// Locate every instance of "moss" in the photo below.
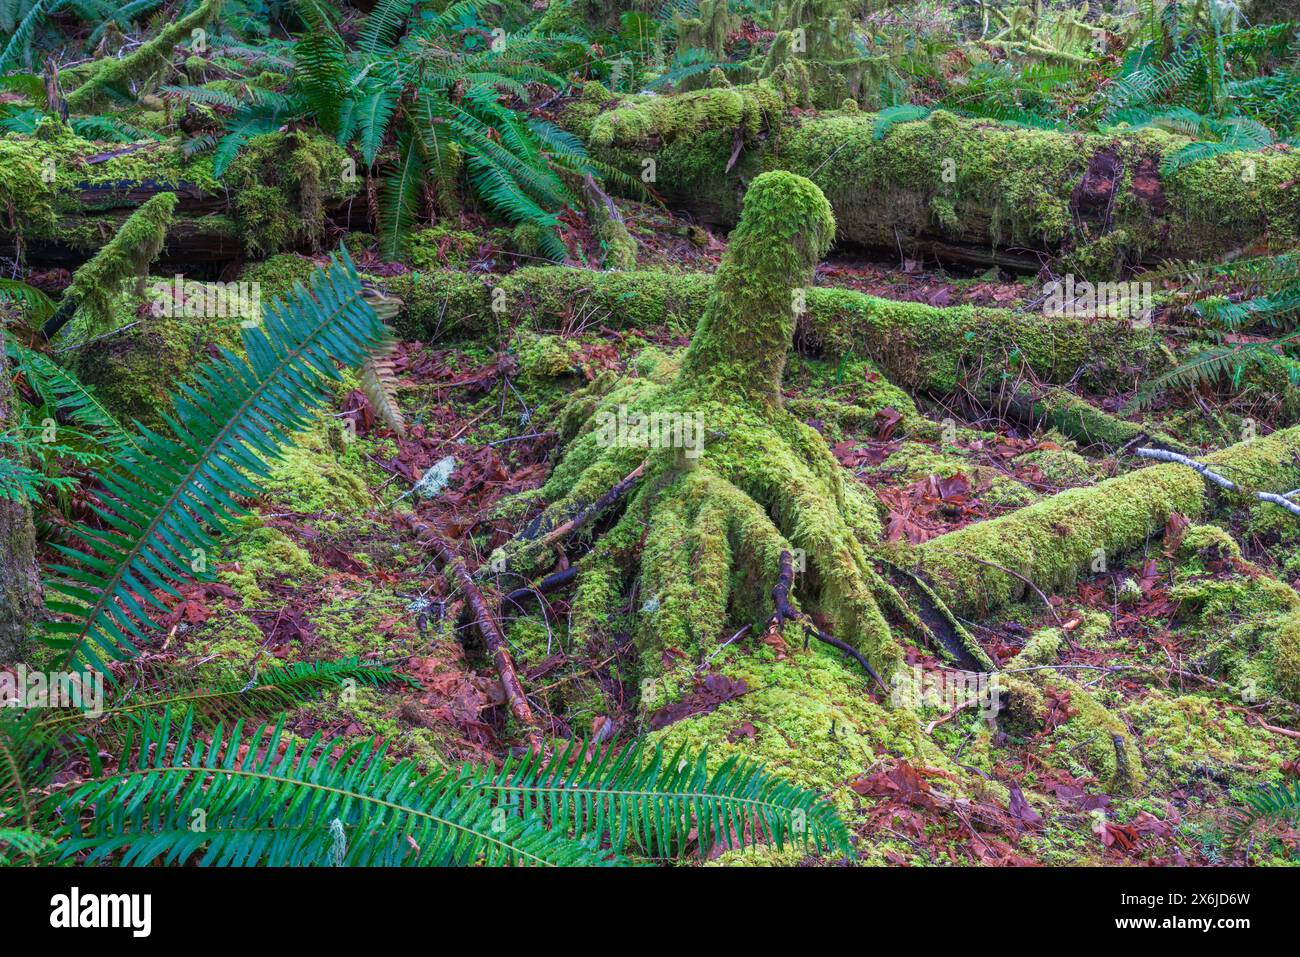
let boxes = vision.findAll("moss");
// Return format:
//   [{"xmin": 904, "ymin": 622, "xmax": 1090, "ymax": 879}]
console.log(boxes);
[
  {"xmin": 69, "ymin": 279, "xmax": 245, "ymax": 426},
  {"xmin": 588, "ymin": 82, "xmax": 788, "ymax": 150},
  {"xmin": 865, "ymin": 440, "xmax": 1039, "ymax": 509},
  {"xmin": 1273, "ymin": 611, "xmax": 1300, "ymax": 703},
  {"xmin": 579, "ymin": 97, "xmax": 1300, "ymax": 268},
  {"xmin": 1012, "ymin": 442, "xmax": 1099, "ymax": 487},
  {"xmin": 225, "ymin": 130, "xmax": 358, "ymax": 255},
  {"xmin": 385, "ymin": 266, "xmax": 1163, "ymax": 395},
  {"xmin": 64, "ymin": 0, "xmax": 221, "ymax": 113},
  {"xmin": 408, "ymin": 225, "xmax": 482, "ymax": 270},
  {"xmin": 220, "ymin": 524, "xmax": 320, "ymax": 604},
  {"xmin": 258, "ymin": 415, "xmax": 385, "ymax": 516},
  {"xmin": 650, "ymin": 642, "xmax": 952, "ymax": 803},
  {"xmin": 912, "ymin": 426, "xmax": 1300, "ymax": 616},
  {"xmin": 239, "ymin": 252, "xmax": 319, "ymax": 301},
  {"xmin": 308, "ymin": 591, "xmax": 420, "ymax": 659},
  {"xmin": 1176, "ymin": 523, "xmax": 1243, "ymax": 563},
  {"xmin": 62, "ymin": 191, "xmax": 176, "ymax": 334},
  {"xmin": 1124, "ymin": 693, "xmax": 1281, "ymax": 791},
  {"xmin": 515, "ymin": 332, "xmax": 581, "ymax": 379},
  {"xmin": 1043, "ymin": 682, "xmax": 1146, "ymax": 792}
]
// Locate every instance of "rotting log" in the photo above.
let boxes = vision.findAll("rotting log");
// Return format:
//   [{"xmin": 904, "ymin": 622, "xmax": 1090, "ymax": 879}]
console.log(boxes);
[
  {"xmin": 380, "ymin": 265, "xmax": 1167, "ymax": 395},
  {"xmin": 0, "ymin": 129, "xmax": 361, "ymax": 268},
  {"xmin": 907, "ymin": 425, "xmax": 1300, "ymax": 616},
  {"xmin": 566, "ymin": 85, "xmax": 1300, "ymax": 272}
]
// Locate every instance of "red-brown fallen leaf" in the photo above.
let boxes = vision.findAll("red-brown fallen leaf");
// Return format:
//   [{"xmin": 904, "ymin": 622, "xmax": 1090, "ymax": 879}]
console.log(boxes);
[
  {"xmin": 1163, "ymin": 510, "xmax": 1190, "ymax": 556},
  {"xmin": 875, "ymin": 406, "xmax": 903, "ymax": 440},
  {"xmin": 1007, "ymin": 784, "xmax": 1043, "ymax": 828}
]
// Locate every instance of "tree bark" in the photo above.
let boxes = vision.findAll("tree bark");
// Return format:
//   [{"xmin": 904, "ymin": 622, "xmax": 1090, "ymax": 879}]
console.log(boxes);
[{"xmin": 0, "ymin": 343, "xmax": 41, "ymax": 664}]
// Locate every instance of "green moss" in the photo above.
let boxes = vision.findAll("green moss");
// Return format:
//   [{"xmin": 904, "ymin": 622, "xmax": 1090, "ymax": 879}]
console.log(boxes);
[
  {"xmin": 225, "ymin": 130, "xmax": 358, "ymax": 255},
  {"xmin": 258, "ymin": 415, "xmax": 385, "ymax": 516},
  {"xmin": 408, "ymin": 225, "xmax": 483, "ymax": 270},
  {"xmin": 65, "ymin": 0, "xmax": 221, "ymax": 113},
  {"xmin": 239, "ymin": 252, "xmax": 319, "ymax": 301},
  {"xmin": 69, "ymin": 279, "xmax": 245, "ymax": 426},
  {"xmin": 220, "ymin": 524, "xmax": 320, "ymax": 604},
  {"xmin": 1124, "ymin": 693, "xmax": 1281, "ymax": 791},
  {"xmin": 589, "ymin": 82, "xmax": 787, "ymax": 150},
  {"xmin": 913, "ymin": 426, "xmax": 1300, "ymax": 616},
  {"xmin": 650, "ymin": 643, "xmax": 951, "ymax": 803}
]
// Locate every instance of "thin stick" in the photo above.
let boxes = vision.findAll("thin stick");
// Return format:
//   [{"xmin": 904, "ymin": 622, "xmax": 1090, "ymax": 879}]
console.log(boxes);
[
  {"xmin": 1134, "ymin": 447, "xmax": 1300, "ymax": 517},
  {"xmin": 401, "ymin": 514, "xmax": 542, "ymax": 752},
  {"xmin": 538, "ymin": 459, "xmax": 647, "ymax": 547}
]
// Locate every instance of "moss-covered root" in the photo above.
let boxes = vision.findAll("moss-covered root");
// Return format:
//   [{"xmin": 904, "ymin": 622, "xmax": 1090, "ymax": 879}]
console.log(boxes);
[
  {"xmin": 64, "ymin": 0, "xmax": 222, "ymax": 113},
  {"xmin": 495, "ymin": 173, "xmax": 934, "ymax": 707},
  {"xmin": 581, "ymin": 173, "xmax": 637, "ymax": 270},
  {"xmin": 909, "ymin": 425, "xmax": 1300, "ymax": 617},
  {"xmin": 995, "ymin": 383, "xmax": 1190, "ymax": 455}
]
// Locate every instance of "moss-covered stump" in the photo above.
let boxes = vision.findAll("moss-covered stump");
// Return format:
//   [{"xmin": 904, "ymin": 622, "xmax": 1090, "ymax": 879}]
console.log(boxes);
[
  {"xmin": 382, "ymin": 264, "xmax": 1164, "ymax": 395},
  {"xmin": 491, "ymin": 172, "xmax": 998, "ymax": 720},
  {"xmin": 569, "ymin": 89, "xmax": 1300, "ymax": 271}
]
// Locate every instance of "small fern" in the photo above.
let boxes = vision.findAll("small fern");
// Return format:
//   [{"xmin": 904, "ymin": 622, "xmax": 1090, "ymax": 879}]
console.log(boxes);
[{"xmin": 1228, "ymin": 780, "xmax": 1300, "ymax": 845}]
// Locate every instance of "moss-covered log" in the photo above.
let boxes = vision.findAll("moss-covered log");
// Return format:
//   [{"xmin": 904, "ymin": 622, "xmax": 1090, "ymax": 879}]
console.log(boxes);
[
  {"xmin": 909, "ymin": 425, "xmax": 1300, "ymax": 616},
  {"xmin": 0, "ymin": 128, "xmax": 359, "ymax": 265},
  {"xmin": 569, "ymin": 86, "xmax": 1300, "ymax": 271},
  {"xmin": 382, "ymin": 264, "xmax": 1165, "ymax": 394}
]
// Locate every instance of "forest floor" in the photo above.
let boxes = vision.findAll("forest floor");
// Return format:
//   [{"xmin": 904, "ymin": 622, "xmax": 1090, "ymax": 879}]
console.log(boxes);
[{"xmin": 46, "ymin": 196, "xmax": 1297, "ymax": 868}]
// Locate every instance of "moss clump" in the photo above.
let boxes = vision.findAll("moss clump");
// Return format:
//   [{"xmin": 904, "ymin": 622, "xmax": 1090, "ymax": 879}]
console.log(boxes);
[
  {"xmin": 69, "ymin": 280, "xmax": 245, "ymax": 425},
  {"xmin": 258, "ymin": 416, "xmax": 384, "ymax": 517},
  {"xmin": 589, "ymin": 82, "xmax": 787, "ymax": 150},
  {"xmin": 1272, "ymin": 611, "xmax": 1300, "ymax": 703},
  {"xmin": 650, "ymin": 643, "xmax": 952, "ymax": 802},
  {"xmin": 224, "ymin": 130, "xmax": 358, "ymax": 255},
  {"xmin": 1123, "ymin": 693, "xmax": 1281, "ymax": 791},
  {"xmin": 239, "ymin": 253, "xmax": 319, "ymax": 301},
  {"xmin": 220, "ymin": 524, "xmax": 320, "ymax": 604},
  {"xmin": 408, "ymin": 226, "xmax": 483, "ymax": 270},
  {"xmin": 516, "ymin": 332, "xmax": 581, "ymax": 379},
  {"xmin": 61, "ymin": 191, "xmax": 176, "ymax": 335}
]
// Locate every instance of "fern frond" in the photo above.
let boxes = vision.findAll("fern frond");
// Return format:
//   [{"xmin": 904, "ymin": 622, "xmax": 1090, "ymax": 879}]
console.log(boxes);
[
  {"xmin": 1227, "ymin": 780, "xmax": 1300, "ymax": 845},
  {"xmin": 39, "ymin": 248, "xmax": 389, "ymax": 674},
  {"xmin": 872, "ymin": 104, "xmax": 932, "ymax": 140},
  {"xmin": 0, "ymin": 278, "xmax": 55, "ymax": 325},
  {"xmin": 476, "ymin": 737, "xmax": 855, "ymax": 859},
  {"xmin": 378, "ymin": 130, "xmax": 425, "ymax": 260},
  {"xmin": 56, "ymin": 708, "xmax": 612, "ymax": 866},
  {"xmin": 9, "ymin": 344, "xmax": 134, "ymax": 449}
]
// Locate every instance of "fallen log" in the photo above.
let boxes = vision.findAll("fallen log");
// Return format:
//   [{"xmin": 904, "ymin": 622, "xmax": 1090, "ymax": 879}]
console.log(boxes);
[
  {"xmin": 0, "ymin": 128, "xmax": 360, "ymax": 267},
  {"xmin": 567, "ymin": 84, "xmax": 1300, "ymax": 272},
  {"xmin": 381, "ymin": 265, "xmax": 1167, "ymax": 395},
  {"xmin": 907, "ymin": 425, "xmax": 1300, "ymax": 616}
]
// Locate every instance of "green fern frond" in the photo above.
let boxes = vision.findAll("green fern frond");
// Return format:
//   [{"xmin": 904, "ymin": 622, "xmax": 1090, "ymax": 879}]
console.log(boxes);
[
  {"xmin": 1228, "ymin": 780, "xmax": 1300, "ymax": 845},
  {"xmin": 0, "ymin": 278, "xmax": 55, "ymax": 325},
  {"xmin": 37, "ymin": 657, "xmax": 414, "ymax": 737},
  {"xmin": 8, "ymin": 344, "xmax": 134, "ymax": 449},
  {"xmin": 357, "ymin": 0, "xmax": 414, "ymax": 58},
  {"xmin": 39, "ymin": 247, "xmax": 389, "ymax": 674},
  {"xmin": 0, "ymin": 0, "xmax": 64, "ymax": 73},
  {"xmin": 56, "ymin": 708, "xmax": 613, "ymax": 866},
  {"xmin": 476, "ymin": 737, "xmax": 854, "ymax": 859},
  {"xmin": 872, "ymin": 104, "xmax": 932, "ymax": 140},
  {"xmin": 378, "ymin": 130, "xmax": 425, "ymax": 260}
]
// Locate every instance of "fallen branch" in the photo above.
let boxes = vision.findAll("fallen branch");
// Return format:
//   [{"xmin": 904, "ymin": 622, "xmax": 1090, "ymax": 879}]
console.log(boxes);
[
  {"xmin": 1133, "ymin": 447, "xmax": 1300, "ymax": 517},
  {"xmin": 400, "ymin": 514, "xmax": 542, "ymax": 751},
  {"xmin": 538, "ymin": 459, "xmax": 648, "ymax": 547}
]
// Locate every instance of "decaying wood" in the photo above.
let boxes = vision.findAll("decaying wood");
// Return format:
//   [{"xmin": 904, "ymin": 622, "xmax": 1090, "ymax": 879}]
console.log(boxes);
[
  {"xmin": 401, "ymin": 514, "xmax": 543, "ymax": 751},
  {"xmin": 536, "ymin": 459, "xmax": 648, "ymax": 547}
]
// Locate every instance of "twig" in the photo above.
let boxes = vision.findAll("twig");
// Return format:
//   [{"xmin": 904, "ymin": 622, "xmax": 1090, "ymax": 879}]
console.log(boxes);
[
  {"xmin": 538, "ymin": 459, "xmax": 647, "ymax": 547},
  {"xmin": 1134, "ymin": 447, "xmax": 1300, "ymax": 517},
  {"xmin": 947, "ymin": 551, "xmax": 1062, "ymax": 626},
  {"xmin": 400, "ymin": 514, "xmax": 542, "ymax": 752}
]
